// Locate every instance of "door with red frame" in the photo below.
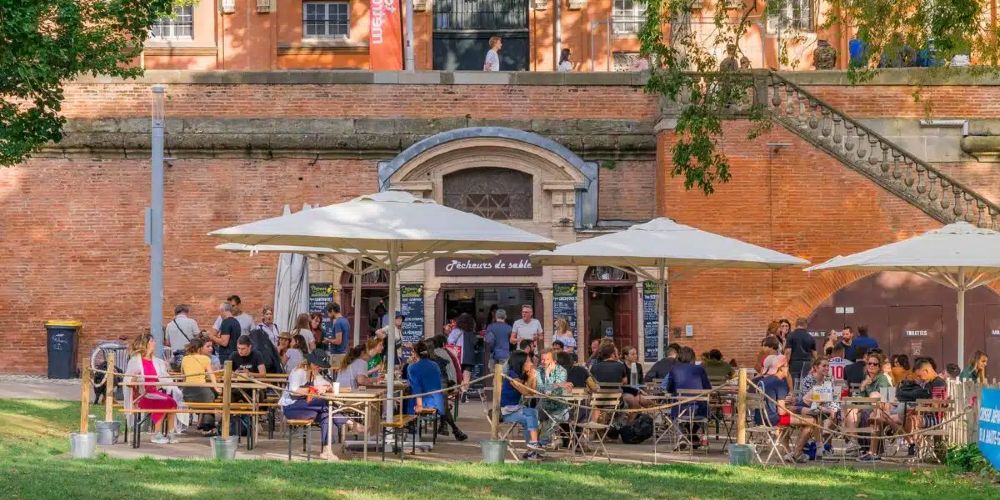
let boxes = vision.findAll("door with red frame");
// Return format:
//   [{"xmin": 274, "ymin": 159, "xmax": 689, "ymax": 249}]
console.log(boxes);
[
  {"xmin": 612, "ymin": 286, "xmax": 637, "ymax": 354},
  {"xmin": 986, "ymin": 305, "xmax": 1000, "ymax": 378},
  {"xmin": 888, "ymin": 305, "xmax": 944, "ymax": 365}
]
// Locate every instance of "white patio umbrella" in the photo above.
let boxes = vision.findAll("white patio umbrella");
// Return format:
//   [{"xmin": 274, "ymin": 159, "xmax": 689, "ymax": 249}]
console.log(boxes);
[
  {"xmin": 218, "ymin": 243, "xmax": 497, "ymax": 346},
  {"xmin": 272, "ymin": 205, "xmax": 312, "ymax": 334},
  {"xmin": 531, "ymin": 217, "xmax": 809, "ymax": 359},
  {"xmin": 806, "ymin": 221, "xmax": 1000, "ymax": 366},
  {"xmin": 210, "ymin": 191, "xmax": 555, "ymax": 420}
]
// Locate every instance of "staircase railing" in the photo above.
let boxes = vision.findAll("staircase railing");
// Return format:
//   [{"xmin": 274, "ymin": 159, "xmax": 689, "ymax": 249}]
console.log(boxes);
[{"xmin": 756, "ymin": 72, "xmax": 999, "ymax": 230}]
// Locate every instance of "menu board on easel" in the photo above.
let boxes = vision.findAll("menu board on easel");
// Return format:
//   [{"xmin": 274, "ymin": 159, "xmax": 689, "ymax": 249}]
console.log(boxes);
[
  {"xmin": 309, "ymin": 283, "xmax": 334, "ymax": 314},
  {"xmin": 643, "ymin": 281, "xmax": 668, "ymax": 362},
  {"xmin": 399, "ymin": 284, "xmax": 425, "ymax": 347},
  {"xmin": 552, "ymin": 283, "xmax": 578, "ymax": 344}
]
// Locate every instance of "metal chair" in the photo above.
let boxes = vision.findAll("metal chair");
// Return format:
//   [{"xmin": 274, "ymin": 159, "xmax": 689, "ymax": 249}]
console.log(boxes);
[
  {"xmin": 911, "ymin": 398, "xmax": 953, "ymax": 463},
  {"xmin": 744, "ymin": 394, "xmax": 788, "ymax": 465},
  {"xmin": 576, "ymin": 390, "xmax": 621, "ymax": 462},
  {"xmin": 671, "ymin": 388, "xmax": 711, "ymax": 454},
  {"xmin": 841, "ymin": 396, "xmax": 880, "ymax": 460}
]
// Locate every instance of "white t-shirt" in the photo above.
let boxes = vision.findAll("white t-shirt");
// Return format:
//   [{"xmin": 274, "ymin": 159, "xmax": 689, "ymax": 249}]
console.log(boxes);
[
  {"xmin": 284, "ymin": 348, "xmax": 305, "ymax": 374},
  {"xmin": 292, "ymin": 328, "xmax": 316, "ymax": 351},
  {"xmin": 558, "ymin": 60, "xmax": 572, "ymax": 72},
  {"xmin": 829, "ymin": 356, "xmax": 849, "ymax": 381},
  {"xmin": 165, "ymin": 314, "xmax": 199, "ymax": 351},
  {"xmin": 483, "ymin": 49, "xmax": 500, "ymax": 71},
  {"xmin": 258, "ymin": 322, "xmax": 280, "ymax": 347},
  {"xmin": 280, "ymin": 367, "xmax": 331, "ymax": 406},
  {"xmin": 512, "ymin": 318, "xmax": 543, "ymax": 342},
  {"xmin": 214, "ymin": 312, "xmax": 254, "ymax": 336}
]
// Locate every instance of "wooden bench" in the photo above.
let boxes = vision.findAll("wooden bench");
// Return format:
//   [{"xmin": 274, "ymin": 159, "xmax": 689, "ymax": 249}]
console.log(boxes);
[
  {"xmin": 381, "ymin": 415, "xmax": 417, "ymax": 462},
  {"xmin": 119, "ymin": 407, "xmax": 267, "ymax": 449},
  {"xmin": 286, "ymin": 418, "xmax": 319, "ymax": 461}
]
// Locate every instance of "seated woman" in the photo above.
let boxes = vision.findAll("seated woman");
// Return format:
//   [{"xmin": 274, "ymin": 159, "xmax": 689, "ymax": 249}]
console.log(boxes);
[
  {"xmin": 180, "ymin": 337, "xmax": 219, "ymax": 436},
  {"xmin": 500, "ymin": 350, "xmax": 545, "ymax": 460},
  {"xmin": 795, "ymin": 357, "xmax": 838, "ymax": 458},
  {"xmin": 665, "ymin": 346, "xmax": 711, "ymax": 450},
  {"xmin": 405, "ymin": 340, "xmax": 468, "ymax": 441},
  {"xmin": 282, "ymin": 333, "xmax": 309, "ymax": 373},
  {"xmin": 280, "ymin": 351, "xmax": 338, "ymax": 460},
  {"xmin": 125, "ymin": 333, "xmax": 181, "ymax": 445},
  {"xmin": 621, "ymin": 346, "xmax": 654, "ymax": 410},
  {"xmin": 335, "ymin": 345, "xmax": 380, "ymax": 392},
  {"xmin": 536, "ymin": 348, "xmax": 572, "ymax": 446},
  {"xmin": 848, "ymin": 352, "xmax": 893, "ymax": 462}
]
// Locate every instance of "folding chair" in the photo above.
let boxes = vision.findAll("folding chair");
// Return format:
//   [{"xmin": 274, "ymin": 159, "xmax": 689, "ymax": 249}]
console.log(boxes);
[
  {"xmin": 483, "ymin": 406, "xmax": 525, "ymax": 462},
  {"xmin": 911, "ymin": 398, "xmax": 952, "ymax": 463},
  {"xmin": 650, "ymin": 394, "xmax": 678, "ymax": 459},
  {"xmin": 575, "ymin": 390, "xmax": 621, "ymax": 462},
  {"xmin": 840, "ymin": 397, "xmax": 880, "ymax": 461},
  {"xmin": 744, "ymin": 394, "xmax": 788, "ymax": 465},
  {"xmin": 672, "ymin": 389, "xmax": 711, "ymax": 454}
]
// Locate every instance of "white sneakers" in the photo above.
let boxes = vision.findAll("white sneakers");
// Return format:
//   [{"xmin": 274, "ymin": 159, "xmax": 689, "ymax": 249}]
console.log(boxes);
[
  {"xmin": 150, "ymin": 433, "xmax": 179, "ymax": 444},
  {"xmin": 783, "ymin": 452, "xmax": 809, "ymax": 463}
]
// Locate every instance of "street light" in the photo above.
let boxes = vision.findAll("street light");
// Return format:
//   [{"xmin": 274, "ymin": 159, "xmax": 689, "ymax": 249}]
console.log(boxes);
[{"xmin": 149, "ymin": 85, "xmax": 165, "ymax": 356}]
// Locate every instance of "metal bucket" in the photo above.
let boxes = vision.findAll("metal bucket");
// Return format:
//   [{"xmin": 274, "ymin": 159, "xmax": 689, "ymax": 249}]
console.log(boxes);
[
  {"xmin": 211, "ymin": 436, "xmax": 238, "ymax": 460},
  {"xmin": 95, "ymin": 421, "xmax": 120, "ymax": 445},
  {"xmin": 480, "ymin": 440, "xmax": 507, "ymax": 464},
  {"xmin": 70, "ymin": 432, "xmax": 98, "ymax": 459},
  {"xmin": 728, "ymin": 444, "xmax": 754, "ymax": 466}
]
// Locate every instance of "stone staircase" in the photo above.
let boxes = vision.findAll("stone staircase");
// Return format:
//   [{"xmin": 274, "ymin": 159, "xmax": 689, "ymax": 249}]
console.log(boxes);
[{"xmin": 756, "ymin": 72, "xmax": 999, "ymax": 230}]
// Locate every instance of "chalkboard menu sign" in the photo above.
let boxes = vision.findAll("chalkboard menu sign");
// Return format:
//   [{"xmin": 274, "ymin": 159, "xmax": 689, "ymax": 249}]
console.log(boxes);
[
  {"xmin": 309, "ymin": 283, "xmax": 334, "ymax": 314},
  {"xmin": 643, "ymin": 281, "xmax": 668, "ymax": 362},
  {"xmin": 399, "ymin": 284, "xmax": 425, "ymax": 346},
  {"xmin": 552, "ymin": 283, "xmax": 578, "ymax": 344}
]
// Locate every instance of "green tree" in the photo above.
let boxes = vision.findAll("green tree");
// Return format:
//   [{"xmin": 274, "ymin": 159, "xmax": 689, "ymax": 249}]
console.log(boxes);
[
  {"xmin": 639, "ymin": 0, "xmax": 1000, "ymax": 195},
  {"xmin": 0, "ymin": 0, "xmax": 189, "ymax": 166}
]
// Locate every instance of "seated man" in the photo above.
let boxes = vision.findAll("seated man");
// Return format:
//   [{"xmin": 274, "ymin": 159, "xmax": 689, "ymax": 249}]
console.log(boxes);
[
  {"xmin": 795, "ymin": 357, "xmax": 839, "ymax": 458},
  {"xmin": 754, "ymin": 355, "xmax": 816, "ymax": 463},
  {"xmin": 644, "ymin": 343, "xmax": 681, "ymax": 382},
  {"xmin": 665, "ymin": 346, "xmax": 711, "ymax": 450},
  {"xmin": 702, "ymin": 348, "xmax": 735, "ymax": 383},
  {"xmin": 895, "ymin": 357, "xmax": 948, "ymax": 456}
]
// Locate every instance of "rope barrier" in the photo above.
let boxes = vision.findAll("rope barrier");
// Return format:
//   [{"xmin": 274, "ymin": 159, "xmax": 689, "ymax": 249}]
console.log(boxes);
[{"xmin": 499, "ymin": 373, "xmax": 726, "ymax": 413}]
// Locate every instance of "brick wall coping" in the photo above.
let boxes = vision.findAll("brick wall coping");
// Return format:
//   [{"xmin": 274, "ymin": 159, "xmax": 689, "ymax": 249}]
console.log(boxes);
[{"xmin": 69, "ymin": 68, "xmax": 1000, "ymax": 86}]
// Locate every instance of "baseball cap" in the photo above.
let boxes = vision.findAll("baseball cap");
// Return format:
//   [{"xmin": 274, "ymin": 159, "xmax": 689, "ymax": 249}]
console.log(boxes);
[{"xmin": 762, "ymin": 354, "xmax": 787, "ymax": 376}]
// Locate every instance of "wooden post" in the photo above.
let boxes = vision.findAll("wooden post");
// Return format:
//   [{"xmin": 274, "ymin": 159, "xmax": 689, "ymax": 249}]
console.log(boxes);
[
  {"xmin": 221, "ymin": 360, "xmax": 233, "ymax": 439},
  {"xmin": 736, "ymin": 367, "xmax": 747, "ymax": 446},
  {"xmin": 80, "ymin": 363, "xmax": 91, "ymax": 434},
  {"xmin": 490, "ymin": 366, "xmax": 503, "ymax": 441},
  {"xmin": 104, "ymin": 350, "xmax": 115, "ymax": 422}
]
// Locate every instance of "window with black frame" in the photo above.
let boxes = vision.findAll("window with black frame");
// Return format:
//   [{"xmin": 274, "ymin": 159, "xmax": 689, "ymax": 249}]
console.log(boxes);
[
  {"xmin": 442, "ymin": 167, "xmax": 533, "ymax": 220},
  {"xmin": 766, "ymin": 0, "xmax": 815, "ymax": 33},
  {"xmin": 303, "ymin": 1, "xmax": 350, "ymax": 39},
  {"xmin": 150, "ymin": 5, "xmax": 193, "ymax": 40}
]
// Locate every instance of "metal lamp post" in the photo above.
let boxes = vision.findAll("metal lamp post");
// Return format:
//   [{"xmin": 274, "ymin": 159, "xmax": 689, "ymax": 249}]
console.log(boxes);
[{"xmin": 148, "ymin": 85, "xmax": 166, "ymax": 356}]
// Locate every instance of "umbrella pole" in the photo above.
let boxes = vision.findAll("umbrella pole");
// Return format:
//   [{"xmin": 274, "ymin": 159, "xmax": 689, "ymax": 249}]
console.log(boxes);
[
  {"xmin": 385, "ymin": 243, "xmax": 400, "ymax": 423},
  {"xmin": 657, "ymin": 262, "xmax": 666, "ymax": 361},
  {"xmin": 353, "ymin": 257, "xmax": 363, "ymax": 348},
  {"xmin": 957, "ymin": 270, "xmax": 967, "ymax": 367}
]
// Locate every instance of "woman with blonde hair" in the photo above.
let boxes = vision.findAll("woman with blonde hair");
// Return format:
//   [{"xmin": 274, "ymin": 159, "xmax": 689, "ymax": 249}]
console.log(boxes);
[
  {"xmin": 181, "ymin": 337, "xmax": 219, "ymax": 435},
  {"xmin": 124, "ymin": 332, "xmax": 184, "ymax": 444},
  {"xmin": 552, "ymin": 318, "xmax": 576, "ymax": 355}
]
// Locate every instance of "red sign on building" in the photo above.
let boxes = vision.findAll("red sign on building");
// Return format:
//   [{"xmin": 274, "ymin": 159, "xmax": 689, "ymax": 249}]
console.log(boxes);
[{"xmin": 370, "ymin": 0, "xmax": 403, "ymax": 70}]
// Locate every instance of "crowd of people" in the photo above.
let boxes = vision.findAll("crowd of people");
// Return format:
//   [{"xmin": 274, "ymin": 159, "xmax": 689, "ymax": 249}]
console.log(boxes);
[{"xmin": 127, "ymin": 299, "xmax": 986, "ymax": 464}]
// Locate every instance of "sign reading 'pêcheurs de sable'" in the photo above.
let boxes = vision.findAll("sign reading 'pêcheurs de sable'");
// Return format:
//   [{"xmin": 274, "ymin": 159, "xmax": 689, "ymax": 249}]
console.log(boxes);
[{"xmin": 434, "ymin": 254, "xmax": 543, "ymax": 277}]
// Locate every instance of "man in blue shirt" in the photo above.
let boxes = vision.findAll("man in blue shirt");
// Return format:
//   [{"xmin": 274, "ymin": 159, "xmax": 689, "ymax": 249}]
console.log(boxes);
[
  {"xmin": 485, "ymin": 308, "xmax": 513, "ymax": 367},
  {"xmin": 323, "ymin": 302, "xmax": 350, "ymax": 367},
  {"xmin": 851, "ymin": 325, "xmax": 879, "ymax": 352}
]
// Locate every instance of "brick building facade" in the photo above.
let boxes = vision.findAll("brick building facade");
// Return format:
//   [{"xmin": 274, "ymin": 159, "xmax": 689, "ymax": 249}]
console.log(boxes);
[{"xmin": 1, "ymin": 69, "xmax": 999, "ymax": 375}]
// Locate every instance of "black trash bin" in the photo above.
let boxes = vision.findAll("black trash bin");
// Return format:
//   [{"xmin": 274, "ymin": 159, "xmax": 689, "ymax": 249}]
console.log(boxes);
[{"xmin": 46, "ymin": 320, "xmax": 82, "ymax": 379}]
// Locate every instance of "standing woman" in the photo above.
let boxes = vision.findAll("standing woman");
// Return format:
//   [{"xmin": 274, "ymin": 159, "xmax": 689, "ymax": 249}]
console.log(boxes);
[
  {"xmin": 557, "ymin": 48, "xmax": 573, "ymax": 72},
  {"xmin": 450, "ymin": 313, "xmax": 479, "ymax": 396},
  {"xmin": 280, "ymin": 351, "xmax": 338, "ymax": 460},
  {"xmin": 257, "ymin": 306, "xmax": 280, "ymax": 347},
  {"xmin": 180, "ymin": 337, "xmax": 219, "ymax": 435},
  {"xmin": 308, "ymin": 313, "xmax": 325, "ymax": 351},
  {"xmin": 292, "ymin": 313, "xmax": 317, "ymax": 351},
  {"xmin": 776, "ymin": 319, "xmax": 792, "ymax": 352},
  {"xmin": 960, "ymin": 351, "xmax": 989, "ymax": 383},
  {"xmin": 552, "ymin": 318, "xmax": 577, "ymax": 355},
  {"xmin": 124, "ymin": 333, "xmax": 182, "ymax": 444}
]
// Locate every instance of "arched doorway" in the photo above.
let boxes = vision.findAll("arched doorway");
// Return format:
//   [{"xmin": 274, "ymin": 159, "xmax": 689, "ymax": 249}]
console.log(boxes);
[
  {"xmin": 807, "ymin": 271, "xmax": 1000, "ymax": 377},
  {"xmin": 340, "ymin": 260, "xmax": 389, "ymax": 345},
  {"xmin": 584, "ymin": 266, "xmax": 638, "ymax": 355}
]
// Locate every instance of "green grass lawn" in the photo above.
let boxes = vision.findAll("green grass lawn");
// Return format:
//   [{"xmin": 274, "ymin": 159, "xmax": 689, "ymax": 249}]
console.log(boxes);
[{"xmin": 0, "ymin": 398, "xmax": 996, "ymax": 499}]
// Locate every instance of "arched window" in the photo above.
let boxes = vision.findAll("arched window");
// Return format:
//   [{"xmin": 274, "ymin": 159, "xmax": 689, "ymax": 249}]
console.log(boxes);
[{"xmin": 442, "ymin": 167, "xmax": 533, "ymax": 220}]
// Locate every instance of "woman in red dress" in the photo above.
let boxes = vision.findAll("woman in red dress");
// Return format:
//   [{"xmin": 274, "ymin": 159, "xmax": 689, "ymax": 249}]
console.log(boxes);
[{"xmin": 125, "ymin": 333, "xmax": 179, "ymax": 444}]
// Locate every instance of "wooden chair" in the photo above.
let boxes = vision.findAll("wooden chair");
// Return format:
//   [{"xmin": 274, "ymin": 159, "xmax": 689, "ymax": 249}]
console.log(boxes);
[
  {"xmin": 381, "ymin": 415, "xmax": 417, "ymax": 462},
  {"xmin": 415, "ymin": 408, "xmax": 439, "ymax": 447},
  {"xmin": 576, "ymin": 391, "xmax": 621, "ymax": 462},
  {"xmin": 286, "ymin": 418, "xmax": 316, "ymax": 461}
]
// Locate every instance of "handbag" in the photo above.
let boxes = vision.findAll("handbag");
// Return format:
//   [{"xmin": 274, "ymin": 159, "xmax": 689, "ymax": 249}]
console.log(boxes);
[{"xmin": 169, "ymin": 319, "xmax": 193, "ymax": 372}]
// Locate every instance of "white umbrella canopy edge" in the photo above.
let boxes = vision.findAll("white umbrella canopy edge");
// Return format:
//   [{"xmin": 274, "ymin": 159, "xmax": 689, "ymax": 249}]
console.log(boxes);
[
  {"xmin": 530, "ymin": 217, "xmax": 809, "ymax": 360},
  {"xmin": 804, "ymin": 222, "xmax": 1000, "ymax": 366}
]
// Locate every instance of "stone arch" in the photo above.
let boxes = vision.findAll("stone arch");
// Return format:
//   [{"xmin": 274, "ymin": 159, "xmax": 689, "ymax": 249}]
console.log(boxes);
[
  {"xmin": 781, "ymin": 270, "xmax": 875, "ymax": 320},
  {"xmin": 377, "ymin": 127, "xmax": 598, "ymax": 228}
]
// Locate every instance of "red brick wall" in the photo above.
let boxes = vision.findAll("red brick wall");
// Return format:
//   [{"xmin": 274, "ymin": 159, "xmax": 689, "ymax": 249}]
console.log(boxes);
[
  {"xmin": 802, "ymin": 85, "xmax": 1000, "ymax": 118},
  {"xmin": 598, "ymin": 160, "xmax": 657, "ymax": 221},
  {"xmin": 0, "ymin": 158, "xmax": 376, "ymax": 374},
  {"xmin": 58, "ymin": 83, "xmax": 657, "ymax": 121},
  {"xmin": 656, "ymin": 121, "xmax": 943, "ymax": 367}
]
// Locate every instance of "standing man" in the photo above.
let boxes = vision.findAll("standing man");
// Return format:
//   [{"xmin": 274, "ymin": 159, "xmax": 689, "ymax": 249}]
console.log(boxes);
[
  {"xmin": 483, "ymin": 36, "xmax": 502, "ymax": 71},
  {"xmin": 209, "ymin": 303, "xmax": 241, "ymax": 361},
  {"xmin": 485, "ymin": 308, "xmax": 513, "ymax": 369},
  {"xmin": 165, "ymin": 304, "xmax": 199, "ymax": 357},
  {"xmin": 323, "ymin": 302, "xmax": 350, "ymax": 367},
  {"xmin": 214, "ymin": 295, "xmax": 254, "ymax": 337},
  {"xmin": 511, "ymin": 304, "xmax": 543, "ymax": 349},
  {"xmin": 784, "ymin": 317, "xmax": 817, "ymax": 384},
  {"xmin": 837, "ymin": 326, "xmax": 858, "ymax": 362},
  {"xmin": 852, "ymin": 325, "xmax": 879, "ymax": 352}
]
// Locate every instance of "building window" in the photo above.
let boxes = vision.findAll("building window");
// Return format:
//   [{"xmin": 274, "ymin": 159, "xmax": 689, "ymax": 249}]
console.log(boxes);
[
  {"xmin": 150, "ymin": 6, "xmax": 194, "ymax": 40},
  {"xmin": 443, "ymin": 167, "xmax": 533, "ymax": 220},
  {"xmin": 612, "ymin": 0, "xmax": 645, "ymax": 37},
  {"xmin": 303, "ymin": 1, "xmax": 350, "ymax": 39},
  {"xmin": 767, "ymin": 0, "xmax": 815, "ymax": 33}
]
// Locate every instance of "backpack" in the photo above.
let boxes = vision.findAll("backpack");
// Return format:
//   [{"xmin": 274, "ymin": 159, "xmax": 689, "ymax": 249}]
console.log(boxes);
[
  {"xmin": 619, "ymin": 414, "xmax": 654, "ymax": 444},
  {"xmin": 248, "ymin": 328, "xmax": 284, "ymax": 374},
  {"xmin": 896, "ymin": 380, "xmax": 930, "ymax": 402}
]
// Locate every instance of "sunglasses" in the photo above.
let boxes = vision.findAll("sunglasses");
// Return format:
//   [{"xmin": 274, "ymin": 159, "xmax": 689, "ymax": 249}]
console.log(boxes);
[{"xmin": 867, "ymin": 361, "xmax": 880, "ymax": 366}]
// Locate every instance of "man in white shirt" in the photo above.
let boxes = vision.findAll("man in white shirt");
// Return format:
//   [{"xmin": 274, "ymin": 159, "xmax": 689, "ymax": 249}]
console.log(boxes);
[
  {"xmin": 213, "ymin": 295, "xmax": 254, "ymax": 336},
  {"xmin": 165, "ymin": 304, "xmax": 199, "ymax": 352},
  {"xmin": 511, "ymin": 304, "xmax": 543, "ymax": 347},
  {"xmin": 483, "ymin": 36, "xmax": 502, "ymax": 71}
]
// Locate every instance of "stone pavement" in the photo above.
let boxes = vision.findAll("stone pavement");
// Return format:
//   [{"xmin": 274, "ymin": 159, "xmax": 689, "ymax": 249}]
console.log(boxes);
[{"xmin": 0, "ymin": 375, "xmax": 81, "ymax": 401}]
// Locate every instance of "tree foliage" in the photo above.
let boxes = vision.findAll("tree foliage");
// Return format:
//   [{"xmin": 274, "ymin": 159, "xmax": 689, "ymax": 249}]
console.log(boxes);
[
  {"xmin": 639, "ymin": 0, "xmax": 1000, "ymax": 195},
  {"xmin": 0, "ymin": 0, "xmax": 182, "ymax": 166}
]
